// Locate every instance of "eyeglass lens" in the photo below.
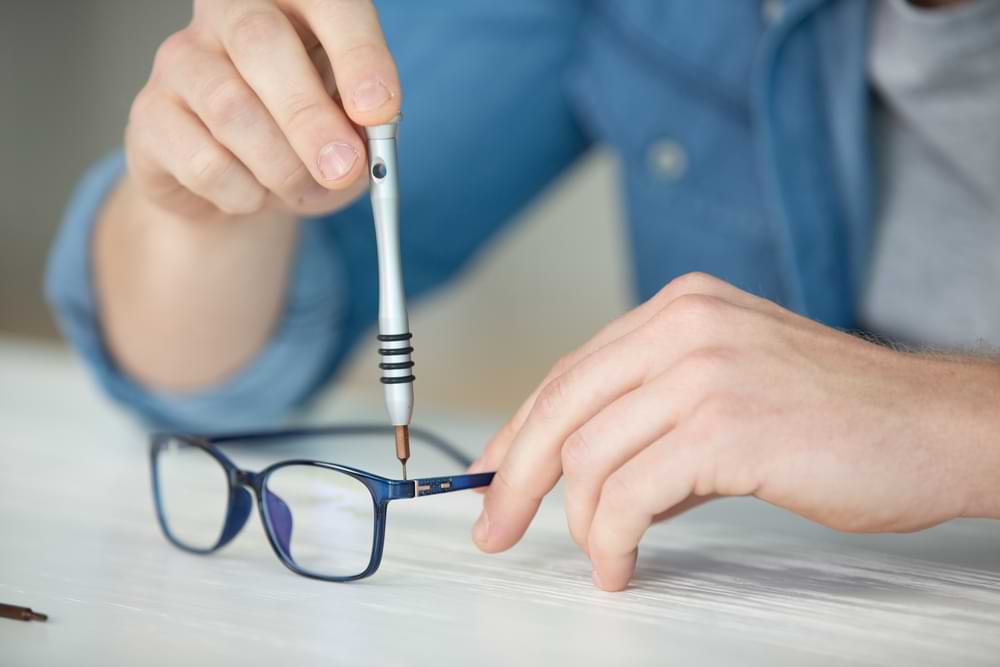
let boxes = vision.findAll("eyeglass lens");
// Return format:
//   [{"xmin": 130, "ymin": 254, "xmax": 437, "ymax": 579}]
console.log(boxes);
[
  {"xmin": 263, "ymin": 465, "xmax": 376, "ymax": 578},
  {"xmin": 155, "ymin": 438, "xmax": 230, "ymax": 551},
  {"xmin": 154, "ymin": 440, "xmax": 379, "ymax": 578}
]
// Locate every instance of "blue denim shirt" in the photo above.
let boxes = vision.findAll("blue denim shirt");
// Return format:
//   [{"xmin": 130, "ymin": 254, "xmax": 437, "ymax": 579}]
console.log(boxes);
[{"xmin": 46, "ymin": 0, "xmax": 873, "ymax": 430}]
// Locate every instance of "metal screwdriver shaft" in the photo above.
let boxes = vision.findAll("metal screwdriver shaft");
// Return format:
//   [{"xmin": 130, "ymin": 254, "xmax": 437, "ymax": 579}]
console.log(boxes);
[
  {"xmin": 0, "ymin": 603, "xmax": 48, "ymax": 622},
  {"xmin": 367, "ymin": 115, "xmax": 414, "ymax": 479},
  {"xmin": 394, "ymin": 425, "xmax": 410, "ymax": 480}
]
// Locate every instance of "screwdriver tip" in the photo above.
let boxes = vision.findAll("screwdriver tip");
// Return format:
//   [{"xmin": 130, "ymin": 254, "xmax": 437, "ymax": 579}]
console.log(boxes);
[{"xmin": 395, "ymin": 425, "xmax": 411, "ymax": 480}]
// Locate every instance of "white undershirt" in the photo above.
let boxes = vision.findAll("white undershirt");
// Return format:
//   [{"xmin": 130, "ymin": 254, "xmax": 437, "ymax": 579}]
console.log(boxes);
[{"xmin": 861, "ymin": 0, "xmax": 1000, "ymax": 349}]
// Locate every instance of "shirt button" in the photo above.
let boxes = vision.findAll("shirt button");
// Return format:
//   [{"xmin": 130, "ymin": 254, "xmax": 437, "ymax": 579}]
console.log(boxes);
[
  {"xmin": 647, "ymin": 139, "xmax": 688, "ymax": 181},
  {"xmin": 762, "ymin": 0, "xmax": 784, "ymax": 24}
]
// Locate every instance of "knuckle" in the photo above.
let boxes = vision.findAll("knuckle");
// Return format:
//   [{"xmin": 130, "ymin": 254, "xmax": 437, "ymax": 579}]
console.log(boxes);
[
  {"xmin": 493, "ymin": 468, "xmax": 531, "ymax": 500},
  {"xmin": 561, "ymin": 430, "xmax": 594, "ymax": 477},
  {"xmin": 549, "ymin": 353, "xmax": 575, "ymax": 378},
  {"xmin": 226, "ymin": 7, "xmax": 285, "ymax": 53},
  {"xmin": 307, "ymin": 0, "xmax": 357, "ymax": 17},
  {"xmin": 495, "ymin": 418, "xmax": 520, "ymax": 450},
  {"xmin": 333, "ymin": 40, "xmax": 385, "ymax": 67},
  {"xmin": 270, "ymin": 162, "xmax": 314, "ymax": 199},
  {"xmin": 534, "ymin": 375, "xmax": 569, "ymax": 422},
  {"xmin": 306, "ymin": 0, "xmax": 341, "ymax": 10},
  {"xmin": 588, "ymin": 535, "xmax": 618, "ymax": 562},
  {"xmin": 305, "ymin": 1, "xmax": 386, "ymax": 54},
  {"xmin": 655, "ymin": 272, "xmax": 723, "ymax": 306},
  {"xmin": 667, "ymin": 271, "xmax": 721, "ymax": 297},
  {"xmin": 124, "ymin": 137, "xmax": 160, "ymax": 189},
  {"xmin": 691, "ymin": 391, "xmax": 736, "ymax": 432},
  {"xmin": 192, "ymin": 0, "xmax": 215, "ymax": 16},
  {"xmin": 153, "ymin": 30, "xmax": 192, "ymax": 71},
  {"xmin": 221, "ymin": 195, "xmax": 266, "ymax": 217},
  {"xmin": 200, "ymin": 77, "xmax": 255, "ymax": 127},
  {"xmin": 128, "ymin": 87, "xmax": 157, "ymax": 128},
  {"xmin": 229, "ymin": 186, "xmax": 268, "ymax": 216},
  {"xmin": 280, "ymin": 92, "xmax": 325, "ymax": 131},
  {"xmin": 246, "ymin": 193, "xmax": 268, "ymax": 215},
  {"xmin": 600, "ymin": 472, "xmax": 635, "ymax": 515},
  {"xmin": 676, "ymin": 347, "xmax": 734, "ymax": 382},
  {"xmin": 186, "ymin": 144, "xmax": 234, "ymax": 189},
  {"xmin": 213, "ymin": 200, "xmax": 243, "ymax": 217},
  {"xmin": 662, "ymin": 293, "xmax": 727, "ymax": 328}
]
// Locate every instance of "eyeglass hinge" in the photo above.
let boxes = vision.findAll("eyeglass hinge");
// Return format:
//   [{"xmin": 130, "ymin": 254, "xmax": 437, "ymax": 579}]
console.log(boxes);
[{"xmin": 412, "ymin": 477, "xmax": 453, "ymax": 497}]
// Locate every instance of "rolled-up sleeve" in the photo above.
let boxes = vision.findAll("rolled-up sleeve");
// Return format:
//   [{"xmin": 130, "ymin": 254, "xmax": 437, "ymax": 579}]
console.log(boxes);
[{"xmin": 44, "ymin": 151, "xmax": 349, "ymax": 431}]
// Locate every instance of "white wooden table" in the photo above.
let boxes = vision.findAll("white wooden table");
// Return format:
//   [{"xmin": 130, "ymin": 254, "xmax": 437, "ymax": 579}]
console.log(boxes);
[{"xmin": 2, "ymin": 337, "xmax": 999, "ymax": 666}]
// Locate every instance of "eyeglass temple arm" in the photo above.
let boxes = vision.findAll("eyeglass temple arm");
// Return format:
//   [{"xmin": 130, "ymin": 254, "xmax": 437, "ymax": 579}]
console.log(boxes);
[{"xmin": 406, "ymin": 472, "xmax": 495, "ymax": 498}]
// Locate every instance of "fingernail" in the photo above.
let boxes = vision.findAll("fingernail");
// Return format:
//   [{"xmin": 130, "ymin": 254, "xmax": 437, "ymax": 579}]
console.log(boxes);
[
  {"xmin": 466, "ymin": 458, "xmax": 482, "ymax": 473},
  {"xmin": 473, "ymin": 509, "xmax": 490, "ymax": 546},
  {"xmin": 317, "ymin": 142, "xmax": 359, "ymax": 182},
  {"xmin": 353, "ymin": 79, "xmax": 392, "ymax": 113},
  {"xmin": 592, "ymin": 569, "xmax": 603, "ymax": 589}
]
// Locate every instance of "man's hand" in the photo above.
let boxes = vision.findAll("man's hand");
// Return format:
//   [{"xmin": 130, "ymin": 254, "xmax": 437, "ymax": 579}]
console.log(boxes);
[
  {"xmin": 96, "ymin": 0, "xmax": 400, "ymax": 391},
  {"xmin": 468, "ymin": 273, "xmax": 1000, "ymax": 591},
  {"xmin": 127, "ymin": 0, "xmax": 400, "ymax": 219}
]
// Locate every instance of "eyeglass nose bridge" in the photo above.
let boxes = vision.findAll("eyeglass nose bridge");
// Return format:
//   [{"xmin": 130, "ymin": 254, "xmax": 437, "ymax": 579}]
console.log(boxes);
[
  {"xmin": 227, "ymin": 467, "xmax": 295, "ymax": 560},
  {"xmin": 214, "ymin": 468, "xmax": 263, "ymax": 550},
  {"xmin": 234, "ymin": 468, "xmax": 262, "ymax": 489}
]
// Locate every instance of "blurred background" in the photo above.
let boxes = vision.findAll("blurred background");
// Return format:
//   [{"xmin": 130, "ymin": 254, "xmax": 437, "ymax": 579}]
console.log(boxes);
[{"xmin": 0, "ymin": 1, "xmax": 630, "ymax": 416}]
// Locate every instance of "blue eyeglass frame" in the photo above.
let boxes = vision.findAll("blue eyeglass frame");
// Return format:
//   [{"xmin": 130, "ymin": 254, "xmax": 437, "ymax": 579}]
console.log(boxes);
[{"xmin": 149, "ymin": 424, "xmax": 494, "ymax": 582}]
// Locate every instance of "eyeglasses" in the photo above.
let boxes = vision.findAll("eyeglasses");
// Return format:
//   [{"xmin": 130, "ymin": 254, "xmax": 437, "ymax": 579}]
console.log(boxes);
[{"xmin": 149, "ymin": 424, "xmax": 494, "ymax": 582}]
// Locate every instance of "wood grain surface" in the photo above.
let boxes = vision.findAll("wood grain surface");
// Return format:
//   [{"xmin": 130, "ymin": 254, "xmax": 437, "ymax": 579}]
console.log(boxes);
[{"xmin": 2, "ymin": 338, "xmax": 999, "ymax": 666}]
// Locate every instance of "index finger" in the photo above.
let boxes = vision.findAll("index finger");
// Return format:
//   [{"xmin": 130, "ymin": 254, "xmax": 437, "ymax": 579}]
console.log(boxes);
[
  {"xmin": 292, "ymin": 0, "xmax": 401, "ymax": 124},
  {"xmin": 206, "ymin": 0, "xmax": 366, "ymax": 188},
  {"xmin": 473, "ymin": 312, "xmax": 702, "ymax": 554}
]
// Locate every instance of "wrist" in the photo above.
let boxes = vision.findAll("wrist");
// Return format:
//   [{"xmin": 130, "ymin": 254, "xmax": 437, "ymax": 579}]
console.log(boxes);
[
  {"xmin": 97, "ymin": 178, "xmax": 300, "ymax": 283},
  {"xmin": 94, "ymin": 176, "xmax": 301, "ymax": 391},
  {"xmin": 935, "ymin": 358, "xmax": 1000, "ymax": 520}
]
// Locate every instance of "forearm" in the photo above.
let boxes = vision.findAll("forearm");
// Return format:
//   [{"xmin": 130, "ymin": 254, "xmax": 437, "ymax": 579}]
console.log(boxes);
[{"xmin": 94, "ymin": 176, "xmax": 300, "ymax": 392}]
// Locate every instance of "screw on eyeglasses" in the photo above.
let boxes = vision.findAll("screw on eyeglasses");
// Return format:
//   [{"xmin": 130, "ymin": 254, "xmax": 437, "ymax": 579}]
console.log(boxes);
[{"xmin": 0, "ymin": 603, "xmax": 48, "ymax": 622}]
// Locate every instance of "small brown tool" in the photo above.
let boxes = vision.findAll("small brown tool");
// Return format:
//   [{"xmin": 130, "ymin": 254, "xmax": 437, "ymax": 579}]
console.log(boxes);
[
  {"xmin": 0, "ymin": 602, "xmax": 48, "ymax": 622},
  {"xmin": 395, "ymin": 425, "xmax": 411, "ymax": 479}
]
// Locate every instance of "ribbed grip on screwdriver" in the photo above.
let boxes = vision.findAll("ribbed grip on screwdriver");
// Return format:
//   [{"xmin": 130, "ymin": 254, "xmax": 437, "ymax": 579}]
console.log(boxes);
[{"xmin": 377, "ymin": 332, "xmax": 415, "ymax": 384}]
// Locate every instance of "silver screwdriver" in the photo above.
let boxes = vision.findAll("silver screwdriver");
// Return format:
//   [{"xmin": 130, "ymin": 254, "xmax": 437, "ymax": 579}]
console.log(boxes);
[{"xmin": 366, "ymin": 115, "xmax": 414, "ymax": 479}]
